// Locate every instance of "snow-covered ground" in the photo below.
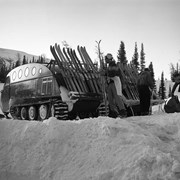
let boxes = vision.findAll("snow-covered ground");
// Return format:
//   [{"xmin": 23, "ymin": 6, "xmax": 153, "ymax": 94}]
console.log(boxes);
[
  {"xmin": 1, "ymin": 82, "xmax": 180, "ymax": 180},
  {"xmin": 1, "ymin": 110, "xmax": 180, "ymax": 180}
]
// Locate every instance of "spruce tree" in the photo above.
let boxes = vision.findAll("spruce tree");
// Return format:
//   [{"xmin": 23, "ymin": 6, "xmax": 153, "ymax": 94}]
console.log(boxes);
[
  {"xmin": 131, "ymin": 42, "xmax": 139, "ymax": 71},
  {"xmin": 117, "ymin": 41, "xmax": 128, "ymax": 64},
  {"xmin": 32, "ymin": 56, "xmax": 35, "ymax": 63},
  {"xmin": 16, "ymin": 53, "xmax": 21, "ymax": 62},
  {"xmin": 0, "ymin": 64, "xmax": 9, "ymax": 83},
  {"xmin": 158, "ymin": 71, "xmax": 166, "ymax": 99},
  {"xmin": 22, "ymin": 55, "xmax": 27, "ymax": 64},
  {"xmin": 168, "ymin": 85, "xmax": 172, "ymax": 97},
  {"xmin": 140, "ymin": 43, "xmax": 145, "ymax": 72},
  {"xmin": 40, "ymin": 56, "xmax": 44, "ymax": 63},
  {"xmin": 15, "ymin": 59, "xmax": 21, "ymax": 67},
  {"xmin": 148, "ymin": 62, "xmax": 156, "ymax": 91}
]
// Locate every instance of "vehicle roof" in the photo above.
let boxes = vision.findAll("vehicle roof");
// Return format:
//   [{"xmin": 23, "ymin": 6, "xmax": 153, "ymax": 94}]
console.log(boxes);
[{"xmin": 7, "ymin": 63, "xmax": 53, "ymax": 83}]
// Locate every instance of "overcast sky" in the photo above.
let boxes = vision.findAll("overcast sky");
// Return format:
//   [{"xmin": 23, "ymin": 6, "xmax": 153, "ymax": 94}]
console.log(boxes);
[{"xmin": 0, "ymin": 0, "xmax": 180, "ymax": 79}]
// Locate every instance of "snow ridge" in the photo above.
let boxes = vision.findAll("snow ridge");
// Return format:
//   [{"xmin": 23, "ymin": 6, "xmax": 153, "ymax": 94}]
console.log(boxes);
[{"xmin": 1, "ymin": 114, "xmax": 180, "ymax": 180}]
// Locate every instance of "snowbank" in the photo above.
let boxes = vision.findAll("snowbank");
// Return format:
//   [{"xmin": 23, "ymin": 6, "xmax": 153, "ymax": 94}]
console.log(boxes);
[{"xmin": 1, "ymin": 114, "xmax": 180, "ymax": 180}]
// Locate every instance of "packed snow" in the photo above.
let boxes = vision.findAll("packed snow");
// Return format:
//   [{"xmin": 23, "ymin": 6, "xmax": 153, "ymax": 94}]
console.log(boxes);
[
  {"xmin": 1, "ymin": 83, "xmax": 180, "ymax": 180},
  {"xmin": 1, "ymin": 108, "xmax": 180, "ymax": 180}
]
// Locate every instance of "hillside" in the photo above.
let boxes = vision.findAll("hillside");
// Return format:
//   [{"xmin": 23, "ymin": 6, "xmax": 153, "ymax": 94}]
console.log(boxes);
[{"xmin": 0, "ymin": 48, "xmax": 41, "ymax": 66}]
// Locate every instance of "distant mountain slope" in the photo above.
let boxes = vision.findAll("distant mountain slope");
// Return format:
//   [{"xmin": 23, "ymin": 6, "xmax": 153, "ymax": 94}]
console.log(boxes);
[{"xmin": 0, "ymin": 48, "xmax": 40, "ymax": 66}]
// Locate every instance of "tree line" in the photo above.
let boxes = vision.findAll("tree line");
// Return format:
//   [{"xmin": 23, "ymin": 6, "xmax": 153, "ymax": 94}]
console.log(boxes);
[
  {"xmin": 96, "ymin": 40, "xmax": 167, "ymax": 99},
  {"xmin": 0, "ymin": 54, "xmax": 47, "ymax": 83}
]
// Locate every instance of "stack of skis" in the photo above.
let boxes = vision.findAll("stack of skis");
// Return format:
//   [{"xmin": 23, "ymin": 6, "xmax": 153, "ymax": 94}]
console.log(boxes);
[
  {"xmin": 50, "ymin": 43, "xmax": 102, "ymax": 94},
  {"xmin": 50, "ymin": 43, "xmax": 140, "ymax": 115}
]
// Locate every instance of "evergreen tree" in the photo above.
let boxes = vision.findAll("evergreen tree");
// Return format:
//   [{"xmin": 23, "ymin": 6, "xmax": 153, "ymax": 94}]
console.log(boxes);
[
  {"xmin": 40, "ymin": 56, "xmax": 44, "ymax": 63},
  {"xmin": 148, "ymin": 62, "xmax": 156, "ymax": 91},
  {"xmin": 15, "ymin": 59, "xmax": 21, "ymax": 67},
  {"xmin": 170, "ymin": 62, "xmax": 180, "ymax": 81},
  {"xmin": 131, "ymin": 42, "xmax": 139, "ymax": 70},
  {"xmin": 16, "ymin": 53, "xmax": 21, "ymax": 62},
  {"xmin": 9, "ymin": 61, "xmax": 15, "ymax": 70},
  {"xmin": 158, "ymin": 71, "xmax": 166, "ymax": 99},
  {"xmin": 22, "ymin": 55, "xmax": 27, "ymax": 64},
  {"xmin": 32, "ymin": 56, "xmax": 35, "ymax": 63},
  {"xmin": 117, "ymin": 41, "xmax": 128, "ymax": 64},
  {"xmin": 0, "ymin": 64, "xmax": 9, "ymax": 83},
  {"xmin": 140, "ymin": 43, "xmax": 145, "ymax": 72},
  {"xmin": 168, "ymin": 85, "xmax": 172, "ymax": 97},
  {"xmin": 37, "ymin": 56, "xmax": 41, "ymax": 63}
]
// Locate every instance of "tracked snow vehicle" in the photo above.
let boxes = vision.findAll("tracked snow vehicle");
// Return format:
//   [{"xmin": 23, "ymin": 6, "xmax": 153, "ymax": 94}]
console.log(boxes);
[{"xmin": 1, "ymin": 62, "xmax": 102, "ymax": 120}]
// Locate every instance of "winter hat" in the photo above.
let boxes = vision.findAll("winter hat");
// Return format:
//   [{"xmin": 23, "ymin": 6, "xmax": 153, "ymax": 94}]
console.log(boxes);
[
  {"xmin": 105, "ymin": 53, "xmax": 113, "ymax": 64},
  {"xmin": 105, "ymin": 53, "xmax": 113, "ymax": 60}
]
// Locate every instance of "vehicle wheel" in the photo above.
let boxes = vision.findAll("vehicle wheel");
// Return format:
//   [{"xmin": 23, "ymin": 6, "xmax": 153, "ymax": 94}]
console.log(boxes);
[
  {"xmin": 10, "ymin": 106, "xmax": 20, "ymax": 119},
  {"xmin": 78, "ymin": 112, "xmax": 89, "ymax": 119},
  {"xmin": 91, "ymin": 111, "xmax": 99, "ymax": 118},
  {"xmin": 38, "ymin": 104, "xmax": 48, "ymax": 121},
  {"xmin": 20, "ymin": 107, "xmax": 28, "ymax": 120},
  {"xmin": 68, "ymin": 111, "xmax": 77, "ymax": 120},
  {"xmin": 28, "ymin": 106, "xmax": 37, "ymax": 120},
  {"xmin": 51, "ymin": 104, "xmax": 55, "ymax": 117}
]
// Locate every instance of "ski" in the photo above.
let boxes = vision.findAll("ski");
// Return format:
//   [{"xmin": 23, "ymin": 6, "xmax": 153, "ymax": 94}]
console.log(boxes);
[
  {"xmin": 78, "ymin": 46, "xmax": 101, "ymax": 93},
  {"xmin": 125, "ymin": 64, "xmax": 139, "ymax": 99},
  {"xmin": 70, "ymin": 48, "xmax": 97, "ymax": 93},
  {"xmin": 117, "ymin": 62, "xmax": 134, "ymax": 99},
  {"xmin": 77, "ymin": 46, "xmax": 100, "ymax": 93},
  {"xmin": 61, "ymin": 46, "xmax": 88, "ymax": 92},
  {"xmin": 50, "ymin": 45, "xmax": 74, "ymax": 91},
  {"xmin": 54, "ymin": 44, "xmax": 84, "ymax": 92}
]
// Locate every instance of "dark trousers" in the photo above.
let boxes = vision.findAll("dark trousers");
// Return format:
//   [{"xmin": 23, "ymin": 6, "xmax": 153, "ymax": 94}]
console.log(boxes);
[{"xmin": 138, "ymin": 85, "xmax": 151, "ymax": 115}]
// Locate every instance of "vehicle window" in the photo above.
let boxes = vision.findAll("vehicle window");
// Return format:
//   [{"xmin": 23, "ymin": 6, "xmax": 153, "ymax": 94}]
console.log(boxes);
[
  {"xmin": 25, "ymin": 67, "xmax": 29, "ymax": 77},
  {"xmin": 32, "ymin": 67, "xmax": 36, "ymax": 76},
  {"xmin": 41, "ymin": 78, "xmax": 52, "ymax": 95},
  {"xmin": 47, "ymin": 78, "xmax": 52, "ymax": 94},
  {"xmin": 39, "ymin": 68, "xmax": 42, "ymax": 74},
  {"xmin": 18, "ymin": 69, "xmax": 23, "ymax": 79},
  {"xmin": 42, "ymin": 79, "xmax": 47, "ymax": 95},
  {"xmin": 12, "ymin": 71, "xmax": 17, "ymax": 81}
]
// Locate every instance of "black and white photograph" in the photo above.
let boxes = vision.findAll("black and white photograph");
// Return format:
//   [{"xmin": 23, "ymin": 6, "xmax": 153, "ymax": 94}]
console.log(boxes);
[{"xmin": 0, "ymin": 0, "xmax": 180, "ymax": 179}]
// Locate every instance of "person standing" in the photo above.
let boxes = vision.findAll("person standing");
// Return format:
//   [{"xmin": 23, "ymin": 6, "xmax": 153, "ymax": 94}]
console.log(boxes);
[
  {"xmin": 171, "ymin": 73, "xmax": 180, "ymax": 96},
  {"xmin": 105, "ymin": 54, "xmax": 127, "ymax": 118},
  {"xmin": 137, "ymin": 68, "xmax": 153, "ymax": 115}
]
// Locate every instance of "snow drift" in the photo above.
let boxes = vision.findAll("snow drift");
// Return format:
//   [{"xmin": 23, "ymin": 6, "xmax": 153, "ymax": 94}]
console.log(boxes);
[{"xmin": 1, "ymin": 112, "xmax": 180, "ymax": 180}]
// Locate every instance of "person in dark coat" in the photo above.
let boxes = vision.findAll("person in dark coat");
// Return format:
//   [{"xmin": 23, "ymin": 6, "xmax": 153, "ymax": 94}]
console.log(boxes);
[
  {"xmin": 171, "ymin": 73, "xmax": 180, "ymax": 96},
  {"xmin": 105, "ymin": 54, "xmax": 127, "ymax": 118},
  {"xmin": 164, "ymin": 72, "xmax": 180, "ymax": 113},
  {"xmin": 137, "ymin": 68, "xmax": 153, "ymax": 115},
  {"xmin": 164, "ymin": 96, "xmax": 180, "ymax": 113}
]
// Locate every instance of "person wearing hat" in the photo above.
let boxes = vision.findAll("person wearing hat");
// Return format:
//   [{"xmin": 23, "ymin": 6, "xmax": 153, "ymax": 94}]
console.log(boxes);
[
  {"xmin": 171, "ymin": 72, "xmax": 180, "ymax": 96},
  {"xmin": 105, "ymin": 54, "xmax": 127, "ymax": 118},
  {"xmin": 137, "ymin": 68, "xmax": 153, "ymax": 115}
]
